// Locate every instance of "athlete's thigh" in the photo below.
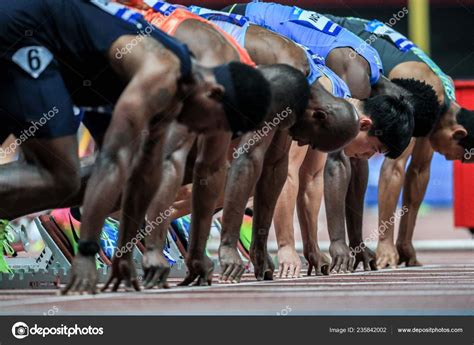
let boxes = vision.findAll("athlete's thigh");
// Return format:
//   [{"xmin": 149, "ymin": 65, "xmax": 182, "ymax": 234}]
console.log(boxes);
[
  {"xmin": 0, "ymin": 52, "xmax": 80, "ymax": 175},
  {"xmin": 0, "ymin": 55, "xmax": 80, "ymax": 143},
  {"xmin": 20, "ymin": 135, "xmax": 80, "ymax": 177}
]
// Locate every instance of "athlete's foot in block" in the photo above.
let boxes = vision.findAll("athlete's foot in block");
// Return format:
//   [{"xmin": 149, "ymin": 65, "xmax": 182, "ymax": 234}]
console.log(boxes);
[
  {"xmin": 61, "ymin": 254, "xmax": 98, "ymax": 295},
  {"xmin": 178, "ymin": 255, "xmax": 214, "ymax": 287},
  {"xmin": 101, "ymin": 255, "xmax": 141, "ymax": 292},
  {"xmin": 352, "ymin": 246, "xmax": 377, "ymax": 271},
  {"xmin": 329, "ymin": 240, "xmax": 354, "ymax": 274},
  {"xmin": 376, "ymin": 240, "xmax": 399, "ymax": 269},
  {"xmin": 218, "ymin": 245, "xmax": 245, "ymax": 283},
  {"xmin": 142, "ymin": 249, "xmax": 171, "ymax": 289},
  {"xmin": 305, "ymin": 249, "xmax": 330, "ymax": 276},
  {"xmin": 250, "ymin": 245, "xmax": 274, "ymax": 281},
  {"xmin": 397, "ymin": 242, "xmax": 422, "ymax": 267},
  {"xmin": 277, "ymin": 245, "xmax": 301, "ymax": 279}
]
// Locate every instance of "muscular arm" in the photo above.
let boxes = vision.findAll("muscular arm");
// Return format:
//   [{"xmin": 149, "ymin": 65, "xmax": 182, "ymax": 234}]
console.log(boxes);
[
  {"xmin": 296, "ymin": 149, "xmax": 330, "ymax": 275},
  {"xmin": 345, "ymin": 158, "xmax": 377, "ymax": 271},
  {"xmin": 63, "ymin": 37, "xmax": 181, "ymax": 294},
  {"xmin": 179, "ymin": 132, "xmax": 232, "ymax": 286},
  {"xmin": 251, "ymin": 131, "xmax": 293, "ymax": 280},
  {"xmin": 324, "ymin": 151, "xmax": 353, "ymax": 273},
  {"xmin": 273, "ymin": 142, "xmax": 307, "ymax": 274},
  {"xmin": 80, "ymin": 37, "xmax": 180, "ymax": 245},
  {"xmin": 397, "ymin": 137, "xmax": 433, "ymax": 266},
  {"xmin": 376, "ymin": 140, "xmax": 414, "ymax": 268},
  {"xmin": 218, "ymin": 130, "xmax": 276, "ymax": 282}
]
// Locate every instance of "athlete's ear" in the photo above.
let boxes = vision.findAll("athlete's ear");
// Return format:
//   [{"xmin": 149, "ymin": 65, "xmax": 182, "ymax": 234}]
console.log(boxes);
[
  {"xmin": 207, "ymin": 83, "xmax": 225, "ymax": 100},
  {"xmin": 313, "ymin": 110, "xmax": 328, "ymax": 122},
  {"xmin": 359, "ymin": 117, "xmax": 373, "ymax": 131},
  {"xmin": 453, "ymin": 125, "xmax": 467, "ymax": 141}
]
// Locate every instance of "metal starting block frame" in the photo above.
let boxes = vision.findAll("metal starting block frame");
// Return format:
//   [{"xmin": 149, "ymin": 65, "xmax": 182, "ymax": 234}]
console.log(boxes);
[{"xmin": 0, "ymin": 217, "xmax": 188, "ymax": 289}]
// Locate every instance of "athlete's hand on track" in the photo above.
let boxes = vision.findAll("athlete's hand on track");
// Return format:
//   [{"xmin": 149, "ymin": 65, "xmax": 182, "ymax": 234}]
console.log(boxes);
[
  {"xmin": 101, "ymin": 255, "xmax": 140, "ymax": 292},
  {"xmin": 142, "ymin": 249, "xmax": 171, "ymax": 289},
  {"xmin": 376, "ymin": 240, "xmax": 399, "ymax": 269},
  {"xmin": 328, "ymin": 240, "xmax": 354, "ymax": 274},
  {"xmin": 305, "ymin": 249, "xmax": 330, "ymax": 276},
  {"xmin": 397, "ymin": 242, "xmax": 422, "ymax": 267},
  {"xmin": 250, "ymin": 244, "xmax": 274, "ymax": 281},
  {"xmin": 277, "ymin": 245, "xmax": 301, "ymax": 279},
  {"xmin": 218, "ymin": 245, "xmax": 245, "ymax": 283},
  {"xmin": 352, "ymin": 246, "xmax": 377, "ymax": 271},
  {"xmin": 178, "ymin": 255, "xmax": 214, "ymax": 286},
  {"xmin": 61, "ymin": 253, "xmax": 98, "ymax": 295}
]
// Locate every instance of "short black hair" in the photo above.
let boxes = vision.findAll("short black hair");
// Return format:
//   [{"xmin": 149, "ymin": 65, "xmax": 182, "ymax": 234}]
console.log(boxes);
[
  {"xmin": 215, "ymin": 62, "xmax": 272, "ymax": 135},
  {"xmin": 259, "ymin": 64, "xmax": 310, "ymax": 126},
  {"xmin": 364, "ymin": 95, "xmax": 414, "ymax": 159},
  {"xmin": 392, "ymin": 78, "xmax": 441, "ymax": 137},
  {"xmin": 457, "ymin": 107, "xmax": 474, "ymax": 150}
]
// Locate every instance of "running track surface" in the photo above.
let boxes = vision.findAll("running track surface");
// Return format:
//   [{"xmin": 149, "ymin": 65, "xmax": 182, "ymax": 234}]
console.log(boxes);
[{"xmin": 0, "ymin": 251, "xmax": 473, "ymax": 315}]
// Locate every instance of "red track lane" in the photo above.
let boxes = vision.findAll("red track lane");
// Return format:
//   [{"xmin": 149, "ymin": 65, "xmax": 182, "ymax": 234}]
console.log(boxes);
[{"xmin": 0, "ymin": 251, "xmax": 473, "ymax": 315}]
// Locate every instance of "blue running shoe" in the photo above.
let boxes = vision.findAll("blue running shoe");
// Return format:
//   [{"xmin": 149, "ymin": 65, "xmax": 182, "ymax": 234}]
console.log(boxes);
[{"xmin": 100, "ymin": 218, "xmax": 119, "ymax": 260}]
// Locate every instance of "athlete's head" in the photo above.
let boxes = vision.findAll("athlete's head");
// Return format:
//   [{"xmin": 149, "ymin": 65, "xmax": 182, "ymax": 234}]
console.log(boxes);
[
  {"xmin": 391, "ymin": 78, "xmax": 441, "ymax": 137},
  {"xmin": 343, "ymin": 95, "xmax": 414, "ymax": 159},
  {"xmin": 288, "ymin": 82, "xmax": 359, "ymax": 151},
  {"xmin": 258, "ymin": 64, "xmax": 310, "ymax": 130},
  {"xmin": 178, "ymin": 61, "xmax": 272, "ymax": 135},
  {"xmin": 372, "ymin": 77, "xmax": 440, "ymax": 137},
  {"xmin": 430, "ymin": 106, "xmax": 474, "ymax": 162}
]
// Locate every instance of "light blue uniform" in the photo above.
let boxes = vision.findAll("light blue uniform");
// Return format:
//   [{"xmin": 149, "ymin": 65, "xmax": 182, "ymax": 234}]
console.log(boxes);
[
  {"xmin": 240, "ymin": 2, "xmax": 383, "ymax": 85},
  {"xmin": 188, "ymin": 6, "xmax": 351, "ymax": 98}
]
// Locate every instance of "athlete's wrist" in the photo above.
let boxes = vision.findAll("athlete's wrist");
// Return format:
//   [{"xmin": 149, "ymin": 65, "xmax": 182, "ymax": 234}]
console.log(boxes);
[{"xmin": 78, "ymin": 240, "xmax": 100, "ymax": 257}]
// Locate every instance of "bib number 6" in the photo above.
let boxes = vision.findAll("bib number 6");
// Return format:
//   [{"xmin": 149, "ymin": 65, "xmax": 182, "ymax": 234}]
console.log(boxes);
[{"xmin": 12, "ymin": 46, "xmax": 53, "ymax": 79}]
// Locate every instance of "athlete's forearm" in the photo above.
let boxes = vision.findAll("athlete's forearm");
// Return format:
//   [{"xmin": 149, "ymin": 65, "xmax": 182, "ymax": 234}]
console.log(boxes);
[
  {"xmin": 145, "ymin": 126, "xmax": 197, "ymax": 251},
  {"xmin": 346, "ymin": 158, "xmax": 369, "ymax": 248},
  {"xmin": 220, "ymin": 133, "xmax": 274, "ymax": 247},
  {"xmin": 117, "ymin": 126, "xmax": 167, "ymax": 255},
  {"xmin": 188, "ymin": 134, "xmax": 231, "ymax": 258},
  {"xmin": 398, "ymin": 140, "xmax": 434, "ymax": 244},
  {"xmin": 297, "ymin": 150, "xmax": 326, "ymax": 254},
  {"xmin": 252, "ymin": 148, "xmax": 290, "ymax": 251},
  {"xmin": 324, "ymin": 151, "xmax": 351, "ymax": 244}
]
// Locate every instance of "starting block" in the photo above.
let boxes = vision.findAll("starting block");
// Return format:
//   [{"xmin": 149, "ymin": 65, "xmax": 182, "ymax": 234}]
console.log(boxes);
[{"xmin": 0, "ymin": 216, "xmax": 188, "ymax": 289}]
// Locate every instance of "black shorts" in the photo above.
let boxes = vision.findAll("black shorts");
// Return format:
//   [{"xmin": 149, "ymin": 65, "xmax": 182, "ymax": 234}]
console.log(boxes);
[{"xmin": 0, "ymin": 59, "xmax": 78, "ymax": 142}]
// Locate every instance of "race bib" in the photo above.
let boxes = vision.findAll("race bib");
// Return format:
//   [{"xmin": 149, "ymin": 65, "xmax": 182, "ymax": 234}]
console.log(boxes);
[
  {"xmin": 145, "ymin": 0, "xmax": 179, "ymax": 16},
  {"xmin": 289, "ymin": 7, "xmax": 342, "ymax": 36},
  {"xmin": 12, "ymin": 46, "xmax": 53, "ymax": 79},
  {"xmin": 365, "ymin": 20, "xmax": 415, "ymax": 52},
  {"xmin": 188, "ymin": 6, "xmax": 249, "ymax": 27}
]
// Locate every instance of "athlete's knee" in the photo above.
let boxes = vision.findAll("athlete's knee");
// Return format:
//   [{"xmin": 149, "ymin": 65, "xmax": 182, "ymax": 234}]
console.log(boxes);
[{"xmin": 49, "ymin": 167, "xmax": 81, "ymax": 198}]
